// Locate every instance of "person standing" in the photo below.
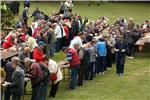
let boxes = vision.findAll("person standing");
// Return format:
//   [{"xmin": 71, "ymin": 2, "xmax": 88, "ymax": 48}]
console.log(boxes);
[
  {"xmin": 8, "ymin": 57, "xmax": 25, "ymax": 100},
  {"xmin": 4, "ymin": 61, "xmax": 14, "ymax": 100},
  {"xmin": 22, "ymin": 7, "xmax": 29, "ymax": 27},
  {"xmin": 96, "ymin": 37, "xmax": 107, "ymax": 75},
  {"xmin": 88, "ymin": 42, "xmax": 97, "ymax": 80},
  {"xmin": 54, "ymin": 23, "xmax": 66, "ymax": 52},
  {"xmin": 115, "ymin": 35, "xmax": 127, "ymax": 76},
  {"xmin": 62, "ymin": 44, "xmax": 80, "ymax": 90},
  {"xmin": 47, "ymin": 58, "xmax": 63, "ymax": 97},
  {"xmin": 0, "ymin": 67, "xmax": 6, "ymax": 100},
  {"xmin": 26, "ymin": 61, "xmax": 44, "ymax": 100},
  {"xmin": 77, "ymin": 45, "xmax": 90, "ymax": 86}
]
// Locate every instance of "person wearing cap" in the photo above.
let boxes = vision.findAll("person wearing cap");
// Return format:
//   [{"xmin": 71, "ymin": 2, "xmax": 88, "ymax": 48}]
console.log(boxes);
[
  {"xmin": 7, "ymin": 57, "xmax": 25, "ymax": 100},
  {"xmin": 62, "ymin": 43, "xmax": 80, "ymax": 90},
  {"xmin": 33, "ymin": 41, "xmax": 45, "ymax": 62}
]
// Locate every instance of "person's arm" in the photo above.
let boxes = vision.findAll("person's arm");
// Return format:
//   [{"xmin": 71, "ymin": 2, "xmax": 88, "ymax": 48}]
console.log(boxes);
[
  {"xmin": 66, "ymin": 52, "xmax": 72, "ymax": 61},
  {"xmin": 8, "ymin": 72, "xmax": 19, "ymax": 87},
  {"xmin": 79, "ymin": 49, "xmax": 84, "ymax": 60}
]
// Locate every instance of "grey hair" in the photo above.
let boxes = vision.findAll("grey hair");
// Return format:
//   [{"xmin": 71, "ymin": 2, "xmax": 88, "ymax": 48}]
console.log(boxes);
[{"xmin": 11, "ymin": 57, "xmax": 20, "ymax": 65}]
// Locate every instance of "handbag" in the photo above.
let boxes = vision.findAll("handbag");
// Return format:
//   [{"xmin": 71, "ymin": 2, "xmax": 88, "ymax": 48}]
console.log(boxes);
[{"xmin": 50, "ymin": 67, "xmax": 58, "ymax": 81}]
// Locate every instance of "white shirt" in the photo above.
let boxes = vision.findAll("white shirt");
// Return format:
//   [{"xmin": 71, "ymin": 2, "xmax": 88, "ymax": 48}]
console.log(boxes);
[
  {"xmin": 54, "ymin": 24, "xmax": 66, "ymax": 39},
  {"xmin": 48, "ymin": 59, "xmax": 63, "ymax": 84},
  {"xmin": 69, "ymin": 36, "xmax": 82, "ymax": 48}
]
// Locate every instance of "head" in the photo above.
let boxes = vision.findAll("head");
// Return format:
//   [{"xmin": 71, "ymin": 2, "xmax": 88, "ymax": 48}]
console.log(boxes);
[
  {"xmin": 73, "ymin": 43, "xmax": 80, "ymax": 50},
  {"xmin": 11, "ymin": 57, "xmax": 20, "ymax": 69},
  {"xmin": 118, "ymin": 35, "xmax": 123, "ymax": 41},
  {"xmin": 24, "ymin": 58, "xmax": 33, "ymax": 69},
  {"xmin": 25, "ymin": 7, "xmax": 28, "ymax": 11},
  {"xmin": 38, "ymin": 41, "xmax": 46, "ymax": 49},
  {"xmin": 62, "ymin": 46, "xmax": 68, "ymax": 53},
  {"xmin": 24, "ymin": 47, "xmax": 30, "ymax": 55},
  {"xmin": 78, "ymin": 32, "xmax": 84, "ymax": 40}
]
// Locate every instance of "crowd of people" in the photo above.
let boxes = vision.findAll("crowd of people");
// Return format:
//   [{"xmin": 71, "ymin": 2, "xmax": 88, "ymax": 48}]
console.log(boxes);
[{"xmin": 1, "ymin": 0, "xmax": 150, "ymax": 100}]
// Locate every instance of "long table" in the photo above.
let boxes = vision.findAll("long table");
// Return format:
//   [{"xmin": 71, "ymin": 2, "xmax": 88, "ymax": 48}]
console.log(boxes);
[{"xmin": 1, "ymin": 51, "xmax": 20, "ymax": 60}]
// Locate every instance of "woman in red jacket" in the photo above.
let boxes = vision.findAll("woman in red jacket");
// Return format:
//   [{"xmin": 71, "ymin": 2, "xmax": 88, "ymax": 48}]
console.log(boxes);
[
  {"xmin": 33, "ymin": 41, "xmax": 45, "ymax": 62},
  {"xmin": 2, "ymin": 31, "xmax": 16, "ymax": 49}
]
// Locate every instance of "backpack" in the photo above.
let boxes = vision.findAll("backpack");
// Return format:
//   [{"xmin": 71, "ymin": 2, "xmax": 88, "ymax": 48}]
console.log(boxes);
[
  {"xmin": 39, "ymin": 63, "xmax": 50, "ymax": 82},
  {"xmin": 79, "ymin": 48, "xmax": 90, "ymax": 64}
]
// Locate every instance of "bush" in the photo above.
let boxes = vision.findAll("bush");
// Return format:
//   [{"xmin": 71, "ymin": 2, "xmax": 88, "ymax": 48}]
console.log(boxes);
[{"xmin": 1, "ymin": 3, "xmax": 15, "ymax": 29}]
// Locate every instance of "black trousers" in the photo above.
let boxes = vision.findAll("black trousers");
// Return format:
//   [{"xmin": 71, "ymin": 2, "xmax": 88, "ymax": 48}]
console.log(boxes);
[
  {"xmin": 12, "ymin": 94, "xmax": 21, "ymax": 100},
  {"xmin": 106, "ymin": 52, "xmax": 112, "ymax": 68},
  {"xmin": 116, "ymin": 63, "xmax": 124, "ymax": 74},
  {"xmin": 128, "ymin": 44, "xmax": 134, "ymax": 56},
  {"xmin": 4, "ymin": 87, "xmax": 11, "ymax": 100},
  {"xmin": 78, "ymin": 64, "xmax": 86, "ymax": 85},
  {"xmin": 50, "ymin": 82, "xmax": 59, "ymax": 97},
  {"xmin": 23, "ymin": 18, "xmax": 28, "ymax": 27},
  {"xmin": 97, "ymin": 56, "xmax": 105, "ymax": 73},
  {"xmin": 89, "ymin": 62, "xmax": 95, "ymax": 80}
]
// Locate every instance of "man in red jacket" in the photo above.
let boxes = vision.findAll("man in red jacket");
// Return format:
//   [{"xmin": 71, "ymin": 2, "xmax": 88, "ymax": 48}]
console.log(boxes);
[{"xmin": 62, "ymin": 44, "xmax": 80, "ymax": 90}]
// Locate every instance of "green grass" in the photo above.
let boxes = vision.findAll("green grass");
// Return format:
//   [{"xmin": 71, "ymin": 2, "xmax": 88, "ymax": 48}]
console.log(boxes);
[
  {"xmin": 23, "ymin": 53, "xmax": 150, "ymax": 100},
  {"xmin": 17, "ymin": 1, "xmax": 150, "ymax": 24},
  {"xmin": 16, "ymin": 2, "xmax": 150, "ymax": 100}
]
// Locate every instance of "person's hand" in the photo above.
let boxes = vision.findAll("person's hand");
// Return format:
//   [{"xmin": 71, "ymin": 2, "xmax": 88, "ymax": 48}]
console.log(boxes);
[
  {"xmin": 122, "ymin": 49, "xmax": 125, "ymax": 52},
  {"xmin": 2, "ymin": 82, "xmax": 11, "ymax": 87},
  {"xmin": 63, "ymin": 61, "xmax": 69, "ymax": 65},
  {"xmin": 114, "ymin": 48, "xmax": 119, "ymax": 52},
  {"xmin": 25, "ymin": 74, "xmax": 30, "ymax": 77}
]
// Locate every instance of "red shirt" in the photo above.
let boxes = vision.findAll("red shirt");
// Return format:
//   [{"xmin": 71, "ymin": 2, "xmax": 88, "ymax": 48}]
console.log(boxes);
[
  {"xmin": 2, "ymin": 36, "xmax": 13, "ymax": 49},
  {"xmin": 64, "ymin": 26, "xmax": 69, "ymax": 38},
  {"xmin": 33, "ymin": 47, "xmax": 44, "ymax": 62}
]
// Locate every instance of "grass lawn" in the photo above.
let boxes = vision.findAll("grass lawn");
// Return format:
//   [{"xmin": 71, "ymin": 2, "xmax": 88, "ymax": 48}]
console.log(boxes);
[
  {"xmin": 17, "ymin": 1, "xmax": 150, "ymax": 24},
  {"xmin": 23, "ymin": 52, "xmax": 150, "ymax": 100},
  {"xmin": 15, "ymin": 1, "xmax": 150, "ymax": 100}
]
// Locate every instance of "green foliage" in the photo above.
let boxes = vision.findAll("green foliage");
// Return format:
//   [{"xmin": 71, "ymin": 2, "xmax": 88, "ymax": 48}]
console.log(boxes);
[{"xmin": 1, "ymin": 3, "xmax": 15, "ymax": 29}]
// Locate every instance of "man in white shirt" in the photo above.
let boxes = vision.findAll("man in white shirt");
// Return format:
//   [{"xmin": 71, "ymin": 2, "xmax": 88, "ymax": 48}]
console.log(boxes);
[
  {"xmin": 54, "ymin": 23, "xmax": 66, "ymax": 52},
  {"xmin": 69, "ymin": 32, "xmax": 84, "ymax": 49}
]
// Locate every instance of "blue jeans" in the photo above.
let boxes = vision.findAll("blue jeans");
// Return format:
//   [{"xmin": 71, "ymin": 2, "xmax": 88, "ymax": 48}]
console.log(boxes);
[
  {"xmin": 31, "ymin": 83, "xmax": 42, "ymax": 100},
  {"xmin": 70, "ymin": 65, "xmax": 79, "ymax": 89},
  {"xmin": 39, "ymin": 81, "xmax": 49, "ymax": 100}
]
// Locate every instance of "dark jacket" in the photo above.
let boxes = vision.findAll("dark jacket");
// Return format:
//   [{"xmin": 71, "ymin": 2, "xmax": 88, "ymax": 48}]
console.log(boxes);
[
  {"xmin": 115, "ymin": 39, "xmax": 127, "ymax": 64},
  {"xmin": 4, "ymin": 62, "xmax": 14, "ymax": 82},
  {"xmin": 9, "ymin": 67, "xmax": 25, "ymax": 95}
]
